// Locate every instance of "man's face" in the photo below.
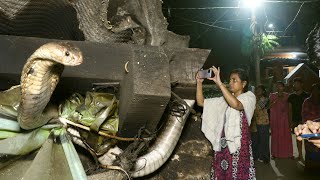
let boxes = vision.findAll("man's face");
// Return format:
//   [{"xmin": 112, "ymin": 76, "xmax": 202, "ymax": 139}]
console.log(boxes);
[{"xmin": 293, "ymin": 81, "xmax": 302, "ymax": 91}]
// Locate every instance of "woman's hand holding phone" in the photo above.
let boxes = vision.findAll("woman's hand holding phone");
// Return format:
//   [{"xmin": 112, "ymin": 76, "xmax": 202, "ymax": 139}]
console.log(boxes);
[
  {"xmin": 208, "ymin": 66, "xmax": 223, "ymax": 87},
  {"xmin": 196, "ymin": 66, "xmax": 223, "ymax": 87},
  {"xmin": 196, "ymin": 71, "xmax": 204, "ymax": 84},
  {"xmin": 295, "ymin": 121, "xmax": 320, "ymax": 148},
  {"xmin": 197, "ymin": 69, "xmax": 213, "ymax": 79},
  {"xmin": 300, "ymin": 133, "xmax": 320, "ymax": 139}
]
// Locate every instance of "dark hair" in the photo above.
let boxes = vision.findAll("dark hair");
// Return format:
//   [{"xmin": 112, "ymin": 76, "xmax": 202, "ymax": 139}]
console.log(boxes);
[
  {"xmin": 230, "ymin": 68, "xmax": 249, "ymax": 92},
  {"xmin": 293, "ymin": 77, "xmax": 303, "ymax": 83},
  {"xmin": 276, "ymin": 81, "xmax": 285, "ymax": 87},
  {"xmin": 256, "ymin": 84, "xmax": 267, "ymax": 97}
]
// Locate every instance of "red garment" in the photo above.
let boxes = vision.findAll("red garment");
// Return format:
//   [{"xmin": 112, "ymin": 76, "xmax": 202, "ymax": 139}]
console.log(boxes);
[
  {"xmin": 211, "ymin": 111, "xmax": 255, "ymax": 180},
  {"xmin": 301, "ymin": 97, "xmax": 320, "ymax": 122},
  {"xmin": 269, "ymin": 92, "xmax": 293, "ymax": 158}
]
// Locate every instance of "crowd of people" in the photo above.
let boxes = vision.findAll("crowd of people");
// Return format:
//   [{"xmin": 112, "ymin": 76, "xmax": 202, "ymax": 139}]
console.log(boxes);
[
  {"xmin": 196, "ymin": 67, "xmax": 320, "ymax": 179},
  {"xmin": 250, "ymin": 78, "xmax": 320, "ymax": 171}
]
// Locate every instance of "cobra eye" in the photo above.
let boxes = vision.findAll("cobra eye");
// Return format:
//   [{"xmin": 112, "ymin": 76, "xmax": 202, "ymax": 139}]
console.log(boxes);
[{"xmin": 65, "ymin": 51, "xmax": 70, "ymax": 56}]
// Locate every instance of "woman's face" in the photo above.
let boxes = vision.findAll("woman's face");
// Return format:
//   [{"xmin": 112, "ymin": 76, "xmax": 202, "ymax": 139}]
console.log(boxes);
[
  {"xmin": 276, "ymin": 83, "xmax": 284, "ymax": 93},
  {"xmin": 229, "ymin": 73, "xmax": 245, "ymax": 94}
]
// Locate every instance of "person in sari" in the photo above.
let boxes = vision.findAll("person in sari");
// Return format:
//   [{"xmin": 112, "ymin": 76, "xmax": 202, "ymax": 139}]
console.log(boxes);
[
  {"xmin": 269, "ymin": 81, "xmax": 293, "ymax": 159},
  {"xmin": 196, "ymin": 67, "xmax": 256, "ymax": 180}
]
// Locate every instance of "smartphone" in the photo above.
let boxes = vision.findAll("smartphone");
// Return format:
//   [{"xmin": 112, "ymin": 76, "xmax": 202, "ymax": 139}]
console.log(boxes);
[
  {"xmin": 300, "ymin": 133, "xmax": 320, "ymax": 139},
  {"xmin": 198, "ymin": 69, "xmax": 214, "ymax": 79}
]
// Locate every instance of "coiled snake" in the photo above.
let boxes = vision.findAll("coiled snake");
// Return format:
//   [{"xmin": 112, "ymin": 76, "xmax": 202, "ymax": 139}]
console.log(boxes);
[{"xmin": 18, "ymin": 42, "xmax": 83, "ymax": 130}]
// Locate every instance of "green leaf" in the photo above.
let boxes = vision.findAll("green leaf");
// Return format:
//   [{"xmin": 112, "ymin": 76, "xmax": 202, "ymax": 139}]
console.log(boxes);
[
  {"xmin": 0, "ymin": 128, "xmax": 50, "ymax": 155},
  {"xmin": 260, "ymin": 33, "xmax": 280, "ymax": 56},
  {"xmin": 59, "ymin": 129, "xmax": 87, "ymax": 180},
  {"xmin": 60, "ymin": 92, "xmax": 119, "ymax": 133},
  {"xmin": 59, "ymin": 93, "xmax": 84, "ymax": 122},
  {"xmin": 22, "ymin": 128, "xmax": 86, "ymax": 180},
  {"xmin": 0, "ymin": 85, "xmax": 20, "ymax": 118},
  {"xmin": 269, "ymin": 40, "xmax": 279, "ymax": 46},
  {"xmin": 266, "ymin": 35, "xmax": 278, "ymax": 40},
  {"xmin": 0, "ymin": 117, "xmax": 20, "ymax": 132},
  {"xmin": 22, "ymin": 131, "xmax": 73, "ymax": 180},
  {"xmin": 0, "ymin": 131, "xmax": 18, "ymax": 139}
]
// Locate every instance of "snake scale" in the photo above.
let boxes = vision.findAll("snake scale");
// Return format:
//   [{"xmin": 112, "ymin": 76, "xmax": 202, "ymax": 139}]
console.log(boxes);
[{"xmin": 18, "ymin": 42, "xmax": 83, "ymax": 130}]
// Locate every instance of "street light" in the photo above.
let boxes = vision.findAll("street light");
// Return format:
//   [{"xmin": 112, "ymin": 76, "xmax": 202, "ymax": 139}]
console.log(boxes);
[
  {"xmin": 243, "ymin": 0, "xmax": 263, "ymax": 9},
  {"xmin": 291, "ymin": 53, "xmax": 298, "ymax": 59},
  {"xmin": 268, "ymin": 23, "xmax": 274, "ymax": 29}
]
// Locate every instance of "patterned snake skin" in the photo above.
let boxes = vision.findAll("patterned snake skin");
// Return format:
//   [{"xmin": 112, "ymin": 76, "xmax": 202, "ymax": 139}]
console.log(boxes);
[{"xmin": 18, "ymin": 42, "xmax": 83, "ymax": 130}]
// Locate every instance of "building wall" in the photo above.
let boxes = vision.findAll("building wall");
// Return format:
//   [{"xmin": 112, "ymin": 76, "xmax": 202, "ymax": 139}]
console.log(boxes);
[{"xmin": 284, "ymin": 64, "xmax": 320, "ymax": 93}]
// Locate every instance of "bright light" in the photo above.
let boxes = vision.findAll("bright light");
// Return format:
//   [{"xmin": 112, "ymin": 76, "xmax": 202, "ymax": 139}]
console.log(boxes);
[
  {"xmin": 243, "ymin": 0, "xmax": 263, "ymax": 9},
  {"xmin": 268, "ymin": 24, "xmax": 274, "ymax": 29},
  {"xmin": 291, "ymin": 53, "xmax": 297, "ymax": 58}
]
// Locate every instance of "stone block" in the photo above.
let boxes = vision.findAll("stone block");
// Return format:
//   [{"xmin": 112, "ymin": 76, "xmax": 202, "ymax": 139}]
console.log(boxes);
[{"xmin": 118, "ymin": 49, "xmax": 171, "ymax": 137}]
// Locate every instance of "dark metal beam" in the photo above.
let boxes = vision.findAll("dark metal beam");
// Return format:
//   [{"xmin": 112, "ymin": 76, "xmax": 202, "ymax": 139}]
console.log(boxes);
[{"xmin": 0, "ymin": 35, "xmax": 210, "ymax": 95}]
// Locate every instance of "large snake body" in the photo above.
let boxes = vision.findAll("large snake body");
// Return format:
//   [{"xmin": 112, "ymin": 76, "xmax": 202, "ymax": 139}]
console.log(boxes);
[{"xmin": 18, "ymin": 42, "xmax": 83, "ymax": 130}]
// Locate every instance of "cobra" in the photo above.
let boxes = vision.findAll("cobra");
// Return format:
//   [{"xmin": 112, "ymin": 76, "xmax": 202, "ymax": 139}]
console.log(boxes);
[{"xmin": 18, "ymin": 42, "xmax": 83, "ymax": 130}]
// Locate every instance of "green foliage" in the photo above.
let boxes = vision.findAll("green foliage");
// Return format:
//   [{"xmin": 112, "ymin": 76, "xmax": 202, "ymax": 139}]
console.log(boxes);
[
  {"xmin": 59, "ymin": 92, "xmax": 119, "ymax": 134},
  {"xmin": 0, "ymin": 131, "xmax": 18, "ymax": 139},
  {"xmin": 0, "ymin": 128, "xmax": 50, "ymax": 155},
  {"xmin": 260, "ymin": 34, "xmax": 280, "ymax": 56},
  {"xmin": 241, "ymin": 22, "xmax": 280, "ymax": 57},
  {"xmin": 0, "ymin": 117, "xmax": 20, "ymax": 132}
]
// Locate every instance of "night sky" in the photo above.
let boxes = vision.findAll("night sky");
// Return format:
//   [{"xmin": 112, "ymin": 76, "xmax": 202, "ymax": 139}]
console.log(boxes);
[{"xmin": 162, "ymin": 0, "xmax": 320, "ymax": 78}]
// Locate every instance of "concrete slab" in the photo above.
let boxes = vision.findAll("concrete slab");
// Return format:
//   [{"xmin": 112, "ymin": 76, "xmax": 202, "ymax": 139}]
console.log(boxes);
[{"xmin": 118, "ymin": 49, "xmax": 171, "ymax": 137}]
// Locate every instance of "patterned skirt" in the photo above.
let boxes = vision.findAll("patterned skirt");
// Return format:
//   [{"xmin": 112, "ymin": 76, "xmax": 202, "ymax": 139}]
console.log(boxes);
[{"xmin": 211, "ymin": 111, "xmax": 256, "ymax": 180}]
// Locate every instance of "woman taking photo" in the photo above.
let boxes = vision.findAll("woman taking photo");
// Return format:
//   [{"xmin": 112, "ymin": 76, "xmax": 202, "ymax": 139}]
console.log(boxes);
[{"xmin": 196, "ymin": 67, "xmax": 256, "ymax": 180}]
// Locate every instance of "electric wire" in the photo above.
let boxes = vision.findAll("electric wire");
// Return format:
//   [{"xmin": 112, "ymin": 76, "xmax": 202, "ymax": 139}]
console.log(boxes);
[{"xmin": 283, "ymin": 2, "xmax": 305, "ymax": 35}]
